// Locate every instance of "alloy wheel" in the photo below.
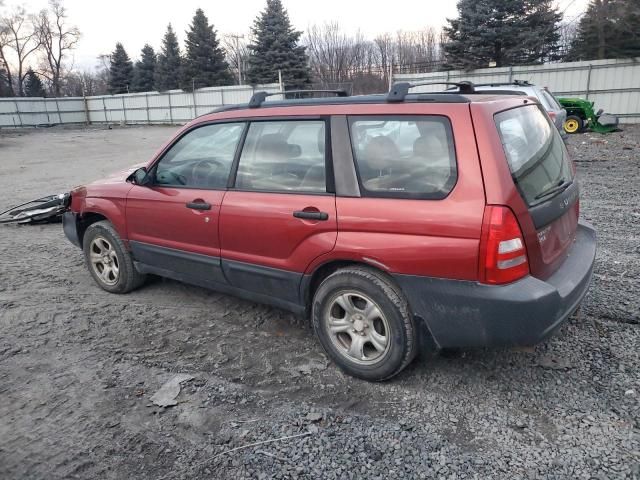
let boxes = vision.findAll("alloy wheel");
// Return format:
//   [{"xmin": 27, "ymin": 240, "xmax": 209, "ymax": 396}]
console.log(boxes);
[
  {"xmin": 89, "ymin": 236, "xmax": 120, "ymax": 286},
  {"xmin": 324, "ymin": 291, "xmax": 391, "ymax": 365}
]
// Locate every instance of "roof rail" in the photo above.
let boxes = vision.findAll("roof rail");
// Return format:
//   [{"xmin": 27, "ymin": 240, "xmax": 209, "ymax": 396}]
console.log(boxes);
[
  {"xmin": 474, "ymin": 80, "xmax": 533, "ymax": 87},
  {"xmin": 387, "ymin": 81, "xmax": 475, "ymax": 102},
  {"xmin": 249, "ymin": 89, "xmax": 348, "ymax": 108}
]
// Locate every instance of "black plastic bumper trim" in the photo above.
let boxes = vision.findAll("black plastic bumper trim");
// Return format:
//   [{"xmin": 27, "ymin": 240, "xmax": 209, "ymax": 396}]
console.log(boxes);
[
  {"xmin": 394, "ymin": 221, "xmax": 596, "ymax": 349},
  {"xmin": 62, "ymin": 211, "xmax": 82, "ymax": 248}
]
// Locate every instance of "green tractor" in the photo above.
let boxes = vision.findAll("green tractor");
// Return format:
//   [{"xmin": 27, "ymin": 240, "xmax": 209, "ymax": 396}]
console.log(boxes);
[{"xmin": 557, "ymin": 97, "xmax": 619, "ymax": 134}]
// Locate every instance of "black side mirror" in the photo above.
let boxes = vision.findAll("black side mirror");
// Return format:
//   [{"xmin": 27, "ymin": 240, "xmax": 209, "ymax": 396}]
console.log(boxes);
[{"xmin": 130, "ymin": 167, "xmax": 151, "ymax": 186}]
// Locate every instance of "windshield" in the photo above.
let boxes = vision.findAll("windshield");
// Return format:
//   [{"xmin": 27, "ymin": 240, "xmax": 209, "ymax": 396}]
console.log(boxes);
[{"xmin": 495, "ymin": 105, "xmax": 572, "ymax": 206}]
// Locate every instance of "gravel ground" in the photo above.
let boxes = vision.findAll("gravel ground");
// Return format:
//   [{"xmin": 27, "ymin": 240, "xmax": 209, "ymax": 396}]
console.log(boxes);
[{"xmin": 0, "ymin": 124, "xmax": 638, "ymax": 479}]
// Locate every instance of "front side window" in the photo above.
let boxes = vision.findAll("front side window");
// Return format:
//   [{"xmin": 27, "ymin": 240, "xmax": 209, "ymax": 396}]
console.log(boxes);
[
  {"xmin": 348, "ymin": 116, "xmax": 457, "ymax": 199},
  {"xmin": 154, "ymin": 122, "xmax": 244, "ymax": 189},
  {"xmin": 235, "ymin": 120, "xmax": 327, "ymax": 193},
  {"xmin": 495, "ymin": 105, "xmax": 572, "ymax": 206}
]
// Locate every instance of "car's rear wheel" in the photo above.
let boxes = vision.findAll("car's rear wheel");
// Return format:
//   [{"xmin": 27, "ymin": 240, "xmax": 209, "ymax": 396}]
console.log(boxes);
[
  {"xmin": 82, "ymin": 220, "xmax": 145, "ymax": 293},
  {"xmin": 312, "ymin": 266, "xmax": 417, "ymax": 381},
  {"xmin": 564, "ymin": 115, "xmax": 584, "ymax": 134}
]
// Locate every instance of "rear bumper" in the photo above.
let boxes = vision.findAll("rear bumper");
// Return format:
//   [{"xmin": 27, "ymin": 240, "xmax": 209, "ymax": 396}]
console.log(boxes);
[
  {"xmin": 62, "ymin": 211, "xmax": 82, "ymax": 248},
  {"xmin": 394, "ymin": 221, "xmax": 597, "ymax": 348}
]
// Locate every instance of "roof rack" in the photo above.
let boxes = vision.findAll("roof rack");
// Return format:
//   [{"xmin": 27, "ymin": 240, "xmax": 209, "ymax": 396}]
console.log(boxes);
[
  {"xmin": 474, "ymin": 80, "xmax": 532, "ymax": 87},
  {"xmin": 249, "ymin": 89, "xmax": 349, "ymax": 108},
  {"xmin": 387, "ymin": 81, "xmax": 475, "ymax": 102}
]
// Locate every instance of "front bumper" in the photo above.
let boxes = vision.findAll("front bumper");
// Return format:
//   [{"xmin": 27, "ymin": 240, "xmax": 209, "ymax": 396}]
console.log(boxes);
[
  {"xmin": 62, "ymin": 211, "xmax": 82, "ymax": 248},
  {"xmin": 394, "ymin": 221, "xmax": 597, "ymax": 348}
]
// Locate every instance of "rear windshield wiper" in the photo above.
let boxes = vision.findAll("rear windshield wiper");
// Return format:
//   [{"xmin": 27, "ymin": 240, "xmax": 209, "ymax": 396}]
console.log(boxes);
[{"xmin": 534, "ymin": 179, "xmax": 573, "ymax": 200}]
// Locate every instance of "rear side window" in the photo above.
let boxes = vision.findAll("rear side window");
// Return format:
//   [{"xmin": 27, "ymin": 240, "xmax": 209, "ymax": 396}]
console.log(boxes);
[
  {"xmin": 235, "ymin": 120, "xmax": 327, "ymax": 193},
  {"xmin": 495, "ymin": 105, "xmax": 572, "ymax": 206},
  {"xmin": 348, "ymin": 116, "xmax": 457, "ymax": 199}
]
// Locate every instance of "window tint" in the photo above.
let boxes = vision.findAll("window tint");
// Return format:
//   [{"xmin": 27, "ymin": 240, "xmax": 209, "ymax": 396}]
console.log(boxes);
[
  {"xmin": 349, "ymin": 116, "xmax": 456, "ymax": 199},
  {"xmin": 495, "ymin": 105, "xmax": 572, "ymax": 206},
  {"xmin": 154, "ymin": 123, "xmax": 244, "ymax": 189},
  {"xmin": 235, "ymin": 120, "xmax": 326, "ymax": 193}
]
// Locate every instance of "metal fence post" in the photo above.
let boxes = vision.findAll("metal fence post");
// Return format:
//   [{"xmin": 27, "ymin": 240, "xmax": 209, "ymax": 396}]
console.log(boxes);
[
  {"xmin": 44, "ymin": 99, "xmax": 51, "ymax": 125},
  {"xmin": 167, "ymin": 92, "xmax": 174, "ymax": 124},
  {"xmin": 220, "ymin": 87, "xmax": 224, "ymax": 107},
  {"xmin": 102, "ymin": 97, "xmax": 108, "ymax": 123},
  {"xmin": 192, "ymin": 87, "xmax": 197, "ymax": 119},
  {"xmin": 508, "ymin": 66, "xmax": 514, "ymax": 83},
  {"xmin": 54, "ymin": 98, "xmax": 61, "ymax": 124},
  {"xmin": 121, "ymin": 96, "xmax": 127, "ymax": 124},
  {"xmin": 83, "ymin": 96, "xmax": 90, "ymax": 125},
  {"xmin": 585, "ymin": 64, "xmax": 593, "ymax": 100},
  {"xmin": 145, "ymin": 93, "xmax": 150, "ymax": 125},
  {"xmin": 13, "ymin": 99, "xmax": 23, "ymax": 127}
]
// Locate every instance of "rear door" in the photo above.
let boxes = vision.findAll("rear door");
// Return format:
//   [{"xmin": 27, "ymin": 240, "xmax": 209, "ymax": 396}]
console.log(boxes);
[
  {"xmin": 333, "ymin": 107, "xmax": 486, "ymax": 282},
  {"xmin": 219, "ymin": 118, "xmax": 337, "ymax": 305},
  {"xmin": 494, "ymin": 104, "xmax": 578, "ymax": 278}
]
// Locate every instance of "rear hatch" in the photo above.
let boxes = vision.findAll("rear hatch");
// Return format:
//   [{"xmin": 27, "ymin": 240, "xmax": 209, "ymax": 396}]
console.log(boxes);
[{"xmin": 495, "ymin": 104, "xmax": 579, "ymax": 279}]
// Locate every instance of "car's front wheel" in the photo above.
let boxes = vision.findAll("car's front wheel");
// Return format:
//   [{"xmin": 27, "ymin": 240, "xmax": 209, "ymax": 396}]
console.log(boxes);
[
  {"xmin": 82, "ymin": 220, "xmax": 145, "ymax": 293},
  {"xmin": 312, "ymin": 267, "xmax": 417, "ymax": 381}
]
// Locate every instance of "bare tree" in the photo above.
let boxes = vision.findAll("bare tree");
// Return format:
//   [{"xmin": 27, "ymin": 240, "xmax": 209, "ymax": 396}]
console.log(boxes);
[
  {"xmin": 374, "ymin": 33, "xmax": 394, "ymax": 86},
  {"xmin": 395, "ymin": 29, "xmax": 440, "ymax": 73},
  {"xmin": 35, "ymin": 0, "xmax": 80, "ymax": 97},
  {"xmin": 304, "ymin": 24, "xmax": 445, "ymax": 94},
  {"xmin": 0, "ymin": 6, "xmax": 41, "ymax": 96},
  {"xmin": 558, "ymin": 20, "xmax": 580, "ymax": 58},
  {"xmin": 306, "ymin": 23, "xmax": 371, "ymax": 85},
  {"xmin": 62, "ymin": 68, "xmax": 107, "ymax": 96},
  {"xmin": 222, "ymin": 33, "xmax": 249, "ymax": 84}
]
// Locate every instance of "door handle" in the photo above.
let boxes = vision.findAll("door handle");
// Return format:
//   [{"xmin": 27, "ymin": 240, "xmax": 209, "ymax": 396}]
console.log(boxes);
[
  {"xmin": 186, "ymin": 201, "xmax": 211, "ymax": 211},
  {"xmin": 293, "ymin": 210, "xmax": 329, "ymax": 221}
]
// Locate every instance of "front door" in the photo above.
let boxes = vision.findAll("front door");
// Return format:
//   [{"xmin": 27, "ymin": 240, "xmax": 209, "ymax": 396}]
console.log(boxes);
[
  {"xmin": 126, "ymin": 122, "xmax": 245, "ymax": 285},
  {"xmin": 219, "ymin": 119, "xmax": 337, "ymax": 305}
]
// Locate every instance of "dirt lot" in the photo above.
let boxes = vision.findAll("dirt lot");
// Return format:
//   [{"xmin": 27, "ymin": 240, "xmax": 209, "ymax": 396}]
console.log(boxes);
[{"xmin": 0, "ymin": 124, "xmax": 638, "ymax": 479}]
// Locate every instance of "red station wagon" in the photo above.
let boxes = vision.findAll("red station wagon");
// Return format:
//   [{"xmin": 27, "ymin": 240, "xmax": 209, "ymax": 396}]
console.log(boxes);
[{"xmin": 63, "ymin": 82, "xmax": 597, "ymax": 381}]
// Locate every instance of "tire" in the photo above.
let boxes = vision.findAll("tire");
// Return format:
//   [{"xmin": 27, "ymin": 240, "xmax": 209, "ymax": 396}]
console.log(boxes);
[
  {"xmin": 563, "ymin": 115, "xmax": 584, "ymax": 134},
  {"xmin": 82, "ymin": 220, "xmax": 145, "ymax": 293},
  {"xmin": 312, "ymin": 266, "xmax": 417, "ymax": 381}
]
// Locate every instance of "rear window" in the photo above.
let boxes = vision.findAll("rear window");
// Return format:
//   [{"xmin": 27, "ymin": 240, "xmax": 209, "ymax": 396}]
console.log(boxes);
[
  {"xmin": 540, "ymin": 89, "xmax": 562, "ymax": 110},
  {"xmin": 495, "ymin": 105, "xmax": 572, "ymax": 206},
  {"xmin": 348, "ymin": 116, "xmax": 457, "ymax": 199}
]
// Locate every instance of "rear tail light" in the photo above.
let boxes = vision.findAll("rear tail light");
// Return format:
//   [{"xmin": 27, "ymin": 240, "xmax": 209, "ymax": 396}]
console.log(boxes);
[
  {"xmin": 479, "ymin": 205, "xmax": 529, "ymax": 284},
  {"xmin": 548, "ymin": 111, "xmax": 557, "ymax": 121}
]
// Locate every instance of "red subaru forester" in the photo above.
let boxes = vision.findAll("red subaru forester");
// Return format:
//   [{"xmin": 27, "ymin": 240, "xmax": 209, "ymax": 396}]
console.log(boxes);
[{"xmin": 63, "ymin": 83, "xmax": 596, "ymax": 381}]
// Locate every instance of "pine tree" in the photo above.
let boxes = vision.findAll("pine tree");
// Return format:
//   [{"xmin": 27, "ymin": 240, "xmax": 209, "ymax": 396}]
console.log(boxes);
[
  {"xmin": 108, "ymin": 42, "xmax": 134, "ymax": 94},
  {"xmin": 132, "ymin": 44, "xmax": 157, "ymax": 92},
  {"xmin": 444, "ymin": 0, "xmax": 561, "ymax": 70},
  {"xmin": 569, "ymin": 0, "xmax": 640, "ymax": 60},
  {"xmin": 182, "ymin": 9, "xmax": 232, "ymax": 89},
  {"xmin": 155, "ymin": 24, "xmax": 183, "ymax": 91},
  {"xmin": 24, "ymin": 68, "xmax": 46, "ymax": 97},
  {"xmin": 246, "ymin": 0, "xmax": 310, "ymax": 87},
  {"xmin": 0, "ymin": 66, "xmax": 12, "ymax": 97}
]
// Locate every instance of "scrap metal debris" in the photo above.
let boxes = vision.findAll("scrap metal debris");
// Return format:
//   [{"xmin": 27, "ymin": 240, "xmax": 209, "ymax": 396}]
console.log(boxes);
[
  {"xmin": 0, "ymin": 193, "xmax": 69, "ymax": 224},
  {"xmin": 149, "ymin": 374, "xmax": 194, "ymax": 407}
]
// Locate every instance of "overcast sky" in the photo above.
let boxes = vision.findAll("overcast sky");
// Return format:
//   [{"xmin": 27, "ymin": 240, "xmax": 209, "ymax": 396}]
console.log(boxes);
[{"xmin": 4, "ymin": 0, "xmax": 589, "ymax": 70}]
